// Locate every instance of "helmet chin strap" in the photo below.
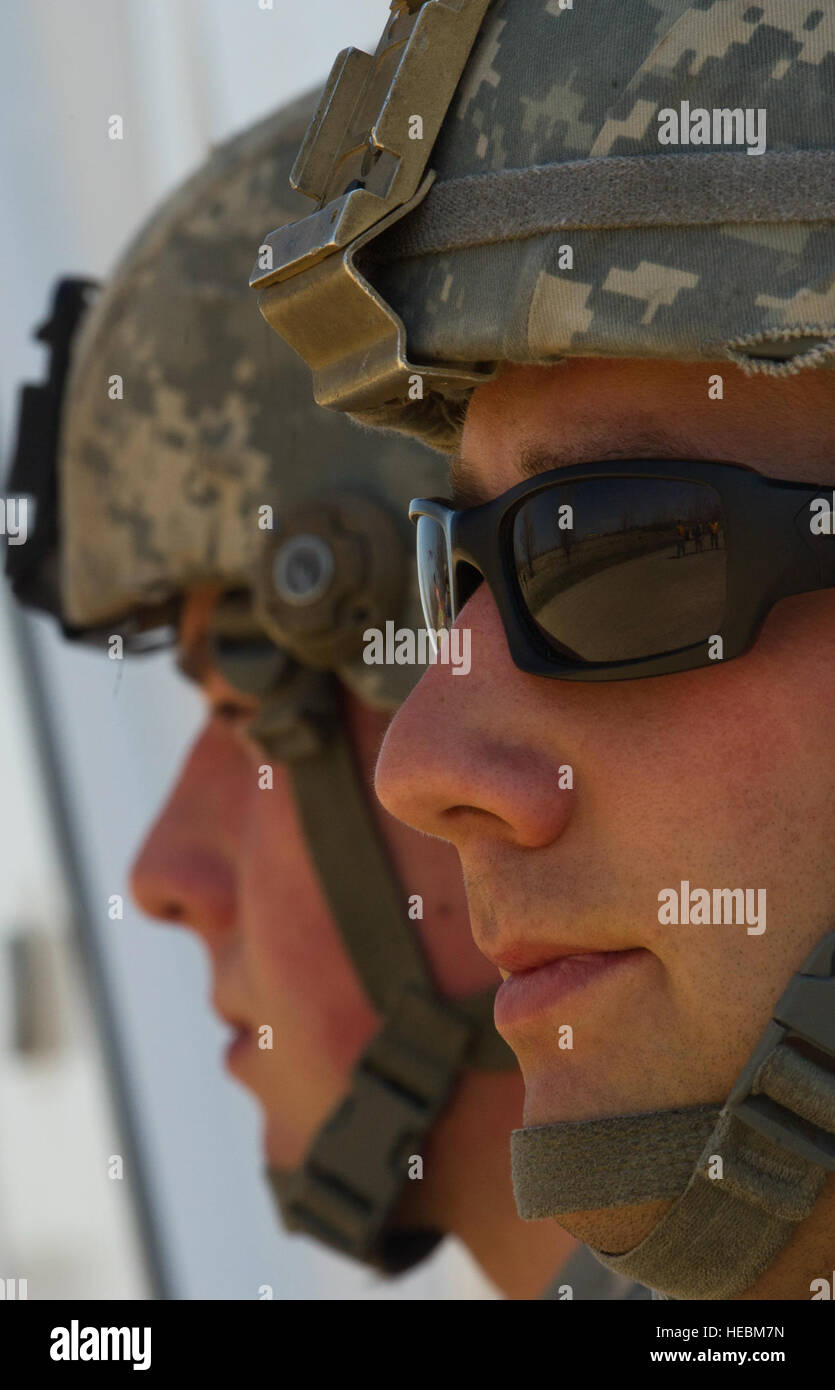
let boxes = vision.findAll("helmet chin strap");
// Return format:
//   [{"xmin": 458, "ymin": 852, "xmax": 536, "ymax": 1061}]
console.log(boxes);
[
  {"xmin": 511, "ymin": 931, "xmax": 835, "ymax": 1300},
  {"xmin": 247, "ymin": 669, "xmax": 513, "ymax": 1273}
]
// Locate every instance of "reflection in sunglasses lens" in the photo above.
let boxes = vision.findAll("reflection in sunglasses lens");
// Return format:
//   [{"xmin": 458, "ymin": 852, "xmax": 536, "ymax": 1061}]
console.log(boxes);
[
  {"xmin": 512, "ymin": 478, "xmax": 726, "ymax": 662},
  {"xmin": 416, "ymin": 515, "xmax": 454, "ymax": 647}
]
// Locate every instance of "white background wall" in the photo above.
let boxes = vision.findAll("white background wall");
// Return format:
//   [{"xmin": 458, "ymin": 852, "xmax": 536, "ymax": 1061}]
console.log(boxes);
[{"xmin": 0, "ymin": 0, "xmax": 496, "ymax": 1300}]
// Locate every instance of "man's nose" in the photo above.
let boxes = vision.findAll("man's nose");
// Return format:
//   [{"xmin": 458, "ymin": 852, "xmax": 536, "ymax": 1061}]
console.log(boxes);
[
  {"xmin": 376, "ymin": 585, "xmax": 575, "ymax": 852},
  {"xmin": 130, "ymin": 720, "xmax": 247, "ymax": 940}
]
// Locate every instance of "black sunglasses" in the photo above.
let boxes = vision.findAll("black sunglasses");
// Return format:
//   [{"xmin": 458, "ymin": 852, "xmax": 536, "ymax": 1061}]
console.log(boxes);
[{"xmin": 409, "ymin": 459, "xmax": 835, "ymax": 682}]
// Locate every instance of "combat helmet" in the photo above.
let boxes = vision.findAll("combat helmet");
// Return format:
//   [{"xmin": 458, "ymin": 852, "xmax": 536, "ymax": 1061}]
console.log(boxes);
[
  {"xmin": 5, "ymin": 86, "xmax": 513, "ymax": 1276},
  {"xmin": 251, "ymin": 1, "xmax": 835, "ymax": 1299},
  {"xmin": 252, "ymin": 0, "xmax": 835, "ymax": 452}
]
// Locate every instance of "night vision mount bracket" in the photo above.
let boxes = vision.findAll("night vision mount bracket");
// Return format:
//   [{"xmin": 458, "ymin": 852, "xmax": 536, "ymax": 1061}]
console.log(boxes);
[{"xmin": 249, "ymin": 0, "xmax": 497, "ymax": 413}]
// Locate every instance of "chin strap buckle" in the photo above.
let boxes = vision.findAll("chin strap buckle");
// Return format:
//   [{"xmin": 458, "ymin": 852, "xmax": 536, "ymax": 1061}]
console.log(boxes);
[
  {"xmin": 725, "ymin": 929, "xmax": 835, "ymax": 1170},
  {"xmin": 269, "ymin": 984, "xmax": 476, "ymax": 1268}
]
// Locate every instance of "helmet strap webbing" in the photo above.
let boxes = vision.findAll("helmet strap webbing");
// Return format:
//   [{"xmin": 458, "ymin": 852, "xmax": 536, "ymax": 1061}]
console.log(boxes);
[
  {"xmin": 285, "ymin": 705, "xmax": 511, "ymax": 1069},
  {"xmin": 254, "ymin": 674, "xmax": 512, "ymax": 1271},
  {"xmin": 268, "ymin": 984, "xmax": 473, "ymax": 1273},
  {"xmin": 381, "ymin": 150, "xmax": 835, "ymax": 261},
  {"xmin": 511, "ymin": 931, "xmax": 835, "ymax": 1299}
]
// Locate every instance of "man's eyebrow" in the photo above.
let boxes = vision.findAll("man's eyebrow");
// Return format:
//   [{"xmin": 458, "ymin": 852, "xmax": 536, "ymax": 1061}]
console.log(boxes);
[
  {"xmin": 447, "ymin": 451, "xmax": 490, "ymax": 507},
  {"xmin": 448, "ymin": 429, "xmax": 700, "ymax": 508}
]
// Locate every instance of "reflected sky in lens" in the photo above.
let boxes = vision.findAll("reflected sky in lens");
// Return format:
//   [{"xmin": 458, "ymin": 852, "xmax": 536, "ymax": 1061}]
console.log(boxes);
[
  {"xmin": 416, "ymin": 514, "xmax": 453, "ymax": 633},
  {"xmin": 513, "ymin": 478, "xmax": 726, "ymax": 662}
]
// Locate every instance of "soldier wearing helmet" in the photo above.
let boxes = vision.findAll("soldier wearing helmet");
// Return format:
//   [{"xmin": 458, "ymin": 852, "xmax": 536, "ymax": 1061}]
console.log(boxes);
[
  {"xmin": 6, "ymin": 89, "xmax": 630, "ymax": 1298},
  {"xmin": 252, "ymin": 1, "xmax": 835, "ymax": 1300}
]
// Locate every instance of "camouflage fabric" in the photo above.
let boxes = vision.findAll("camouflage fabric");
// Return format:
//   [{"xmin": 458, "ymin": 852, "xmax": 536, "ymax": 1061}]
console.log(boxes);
[
  {"xmin": 342, "ymin": 0, "xmax": 835, "ymax": 449},
  {"xmin": 59, "ymin": 89, "xmax": 448, "ymax": 708}
]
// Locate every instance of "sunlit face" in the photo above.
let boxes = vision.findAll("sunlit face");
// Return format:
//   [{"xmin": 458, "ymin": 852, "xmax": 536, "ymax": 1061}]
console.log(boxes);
[
  {"xmin": 376, "ymin": 358, "xmax": 835, "ymax": 1256},
  {"xmin": 129, "ymin": 588, "xmax": 506, "ymax": 1224}
]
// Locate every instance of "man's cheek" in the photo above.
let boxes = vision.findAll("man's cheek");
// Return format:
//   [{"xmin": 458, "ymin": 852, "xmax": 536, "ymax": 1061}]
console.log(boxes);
[
  {"xmin": 608, "ymin": 662, "xmax": 801, "ymax": 845},
  {"xmin": 239, "ymin": 806, "xmax": 379, "ymax": 1046}
]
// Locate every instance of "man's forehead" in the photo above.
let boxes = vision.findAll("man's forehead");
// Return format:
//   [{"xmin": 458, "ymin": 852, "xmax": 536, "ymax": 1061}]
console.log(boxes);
[
  {"xmin": 447, "ymin": 359, "xmax": 835, "ymax": 507},
  {"xmin": 448, "ymin": 427, "xmax": 719, "ymax": 508}
]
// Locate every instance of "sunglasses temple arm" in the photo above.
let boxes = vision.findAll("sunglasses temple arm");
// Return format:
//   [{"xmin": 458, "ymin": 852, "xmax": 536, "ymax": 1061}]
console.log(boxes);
[{"xmin": 777, "ymin": 497, "xmax": 835, "ymax": 600}]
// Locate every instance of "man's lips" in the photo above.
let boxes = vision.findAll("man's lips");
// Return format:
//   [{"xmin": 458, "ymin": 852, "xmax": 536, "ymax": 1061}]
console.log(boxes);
[
  {"xmin": 487, "ymin": 942, "xmax": 613, "ymax": 974},
  {"xmin": 211, "ymin": 995, "xmax": 256, "ymax": 1071},
  {"xmin": 492, "ymin": 947, "xmax": 649, "ymax": 1031},
  {"xmin": 224, "ymin": 1025, "xmax": 254, "ymax": 1072}
]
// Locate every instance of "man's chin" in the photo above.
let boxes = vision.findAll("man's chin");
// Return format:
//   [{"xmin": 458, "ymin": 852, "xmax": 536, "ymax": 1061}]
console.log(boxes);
[
  {"xmin": 263, "ymin": 1116, "xmax": 310, "ymax": 1173},
  {"xmin": 552, "ymin": 1197, "xmax": 675, "ymax": 1256},
  {"xmin": 518, "ymin": 1072, "xmax": 680, "ymax": 1255},
  {"xmin": 521, "ymin": 1065, "xmax": 633, "ymax": 1128}
]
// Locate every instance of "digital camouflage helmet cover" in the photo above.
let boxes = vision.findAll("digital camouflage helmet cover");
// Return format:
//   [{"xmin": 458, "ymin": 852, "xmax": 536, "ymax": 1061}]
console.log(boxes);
[{"xmin": 253, "ymin": 0, "xmax": 835, "ymax": 452}]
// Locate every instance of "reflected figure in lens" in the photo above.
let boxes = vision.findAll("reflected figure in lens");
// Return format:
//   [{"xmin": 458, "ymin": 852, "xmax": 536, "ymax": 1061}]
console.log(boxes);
[{"xmin": 512, "ymin": 478, "xmax": 727, "ymax": 663}]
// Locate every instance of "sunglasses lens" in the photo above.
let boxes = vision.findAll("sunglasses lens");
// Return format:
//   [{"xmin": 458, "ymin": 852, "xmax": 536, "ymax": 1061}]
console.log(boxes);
[
  {"xmin": 512, "ymin": 478, "xmax": 726, "ymax": 663},
  {"xmin": 416, "ymin": 514, "xmax": 454, "ymax": 640}
]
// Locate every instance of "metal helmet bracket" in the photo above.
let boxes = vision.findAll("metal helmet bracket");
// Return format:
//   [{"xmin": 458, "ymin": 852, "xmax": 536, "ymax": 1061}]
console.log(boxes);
[{"xmin": 250, "ymin": 0, "xmax": 497, "ymax": 413}]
